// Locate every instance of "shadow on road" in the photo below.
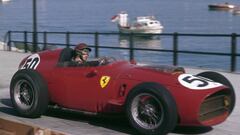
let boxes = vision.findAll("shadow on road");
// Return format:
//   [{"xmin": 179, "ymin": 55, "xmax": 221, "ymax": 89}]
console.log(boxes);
[
  {"xmin": 0, "ymin": 98, "xmax": 213, "ymax": 135},
  {"xmin": 0, "ymin": 98, "xmax": 12, "ymax": 107},
  {"xmin": 173, "ymin": 126, "xmax": 212, "ymax": 134},
  {"xmin": 45, "ymin": 107, "xmax": 213, "ymax": 135},
  {"xmin": 0, "ymin": 98, "xmax": 19, "ymax": 116},
  {"xmin": 45, "ymin": 107, "xmax": 138, "ymax": 135}
]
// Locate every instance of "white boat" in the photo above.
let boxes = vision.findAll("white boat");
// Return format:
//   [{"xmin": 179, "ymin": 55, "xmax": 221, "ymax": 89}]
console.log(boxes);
[
  {"xmin": 233, "ymin": 8, "xmax": 240, "ymax": 15},
  {"xmin": 0, "ymin": 0, "xmax": 11, "ymax": 3},
  {"xmin": 1, "ymin": 0, "xmax": 11, "ymax": 2},
  {"xmin": 111, "ymin": 11, "xmax": 164, "ymax": 34},
  {"xmin": 208, "ymin": 3, "xmax": 236, "ymax": 10}
]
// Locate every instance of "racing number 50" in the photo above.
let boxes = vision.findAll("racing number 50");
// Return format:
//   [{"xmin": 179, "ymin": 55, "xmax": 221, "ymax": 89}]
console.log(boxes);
[
  {"xmin": 23, "ymin": 57, "xmax": 39, "ymax": 69},
  {"xmin": 22, "ymin": 54, "xmax": 40, "ymax": 70},
  {"xmin": 182, "ymin": 76, "xmax": 209, "ymax": 87},
  {"xmin": 178, "ymin": 74, "xmax": 222, "ymax": 90}
]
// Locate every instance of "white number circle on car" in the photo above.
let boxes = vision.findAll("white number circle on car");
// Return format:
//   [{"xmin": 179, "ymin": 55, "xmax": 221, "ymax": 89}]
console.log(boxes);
[
  {"xmin": 178, "ymin": 74, "xmax": 222, "ymax": 90},
  {"xmin": 21, "ymin": 54, "xmax": 40, "ymax": 70}
]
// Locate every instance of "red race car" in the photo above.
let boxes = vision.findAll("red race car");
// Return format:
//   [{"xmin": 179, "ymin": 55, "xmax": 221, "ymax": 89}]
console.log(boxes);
[{"xmin": 10, "ymin": 48, "xmax": 235, "ymax": 135}]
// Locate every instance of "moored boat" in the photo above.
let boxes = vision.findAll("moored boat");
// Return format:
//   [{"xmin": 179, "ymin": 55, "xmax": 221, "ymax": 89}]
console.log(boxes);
[
  {"xmin": 111, "ymin": 11, "xmax": 164, "ymax": 34},
  {"xmin": 233, "ymin": 8, "xmax": 240, "ymax": 15},
  {"xmin": 0, "ymin": 0, "xmax": 11, "ymax": 2},
  {"xmin": 208, "ymin": 3, "xmax": 236, "ymax": 10}
]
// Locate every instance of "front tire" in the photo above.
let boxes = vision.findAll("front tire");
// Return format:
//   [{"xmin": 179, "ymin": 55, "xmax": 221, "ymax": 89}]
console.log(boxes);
[
  {"xmin": 125, "ymin": 82, "xmax": 178, "ymax": 135},
  {"xmin": 10, "ymin": 69, "xmax": 49, "ymax": 118},
  {"xmin": 197, "ymin": 71, "xmax": 235, "ymax": 114}
]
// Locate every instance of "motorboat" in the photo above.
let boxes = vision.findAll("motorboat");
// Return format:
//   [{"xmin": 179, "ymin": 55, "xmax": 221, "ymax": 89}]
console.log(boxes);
[
  {"xmin": 111, "ymin": 11, "xmax": 164, "ymax": 34},
  {"xmin": 233, "ymin": 8, "xmax": 240, "ymax": 15},
  {"xmin": 208, "ymin": 3, "xmax": 236, "ymax": 10},
  {"xmin": 0, "ymin": 0, "xmax": 11, "ymax": 2}
]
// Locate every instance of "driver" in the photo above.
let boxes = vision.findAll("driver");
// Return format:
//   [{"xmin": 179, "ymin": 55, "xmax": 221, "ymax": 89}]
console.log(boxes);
[{"xmin": 71, "ymin": 43, "xmax": 91, "ymax": 66}]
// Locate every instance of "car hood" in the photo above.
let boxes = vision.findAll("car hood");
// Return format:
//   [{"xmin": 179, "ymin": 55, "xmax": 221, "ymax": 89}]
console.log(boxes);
[{"xmin": 136, "ymin": 64, "xmax": 185, "ymax": 74}]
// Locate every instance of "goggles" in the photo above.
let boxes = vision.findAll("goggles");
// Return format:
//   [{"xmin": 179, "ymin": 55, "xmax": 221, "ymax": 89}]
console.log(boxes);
[{"xmin": 76, "ymin": 49, "xmax": 90, "ymax": 56}]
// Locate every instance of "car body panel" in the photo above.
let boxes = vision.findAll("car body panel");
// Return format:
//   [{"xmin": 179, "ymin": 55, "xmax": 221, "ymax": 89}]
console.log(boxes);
[{"xmin": 18, "ymin": 48, "xmax": 233, "ymax": 127}]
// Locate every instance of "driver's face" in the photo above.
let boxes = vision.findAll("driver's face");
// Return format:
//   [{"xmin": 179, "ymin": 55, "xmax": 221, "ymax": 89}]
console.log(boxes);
[
  {"xmin": 75, "ymin": 49, "xmax": 89, "ymax": 63},
  {"xmin": 74, "ymin": 56, "xmax": 82, "ymax": 63},
  {"xmin": 81, "ymin": 51, "xmax": 89, "ymax": 61}
]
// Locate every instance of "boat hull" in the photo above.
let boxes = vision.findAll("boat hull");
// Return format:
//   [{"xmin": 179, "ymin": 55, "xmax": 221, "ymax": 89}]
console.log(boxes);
[
  {"xmin": 233, "ymin": 10, "xmax": 240, "ymax": 15},
  {"xmin": 119, "ymin": 26, "xmax": 163, "ymax": 34},
  {"xmin": 208, "ymin": 4, "xmax": 235, "ymax": 10}
]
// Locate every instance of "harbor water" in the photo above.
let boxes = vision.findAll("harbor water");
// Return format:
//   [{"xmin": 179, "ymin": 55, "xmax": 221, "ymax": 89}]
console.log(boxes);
[{"xmin": 0, "ymin": 0, "xmax": 240, "ymax": 71}]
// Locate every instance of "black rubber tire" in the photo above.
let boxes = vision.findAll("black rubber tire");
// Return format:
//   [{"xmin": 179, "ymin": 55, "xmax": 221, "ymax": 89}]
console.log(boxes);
[
  {"xmin": 125, "ymin": 82, "xmax": 178, "ymax": 135},
  {"xmin": 197, "ymin": 71, "xmax": 235, "ymax": 114},
  {"xmin": 10, "ymin": 69, "xmax": 49, "ymax": 118}
]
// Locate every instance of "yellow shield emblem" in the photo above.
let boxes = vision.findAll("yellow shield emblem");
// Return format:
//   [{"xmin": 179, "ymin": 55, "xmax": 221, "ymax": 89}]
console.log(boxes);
[{"xmin": 100, "ymin": 76, "xmax": 111, "ymax": 88}]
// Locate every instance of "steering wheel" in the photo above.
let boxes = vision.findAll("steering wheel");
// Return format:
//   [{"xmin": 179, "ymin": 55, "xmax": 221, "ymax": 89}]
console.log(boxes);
[
  {"xmin": 98, "ymin": 57, "xmax": 116, "ymax": 66},
  {"xmin": 98, "ymin": 57, "xmax": 107, "ymax": 66}
]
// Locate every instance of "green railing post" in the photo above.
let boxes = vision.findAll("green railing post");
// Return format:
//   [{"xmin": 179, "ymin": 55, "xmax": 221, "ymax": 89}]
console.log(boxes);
[
  {"xmin": 94, "ymin": 32, "xmax": 99, "ymax": 58},
  {"xmin": 24, "ymin": 31, "xmax": 28, "ymax": 53},
  {"xmin": 129, "ymin": 33, "xmax": 134, "ymax": 61},
  {"xmin": 66, "ymin": 32, "xmax": 70, "ymax": 48},
  {"xmin": 231, "ymin": 33, "xmax": 237, "ymax": 72},
  {"xmin": 173, "ymin": 32, "xmax": 178, "ymax": 66},
  {"xmin": 32, "ymin": 0, "xmax": 38, "ymax": 53},
  {"xmin": 8, "ymin": 31, "xmax": 12, "ymax": 51},
  {"xmin": 43, "ymin": 31, "xmax": 47, "ymax": 50}
]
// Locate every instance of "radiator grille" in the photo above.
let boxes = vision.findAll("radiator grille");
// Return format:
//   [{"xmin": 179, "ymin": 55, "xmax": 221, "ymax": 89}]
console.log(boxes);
[{"xmin": 199, "ymin": 90, "xmax": 231, "ymax": 121}]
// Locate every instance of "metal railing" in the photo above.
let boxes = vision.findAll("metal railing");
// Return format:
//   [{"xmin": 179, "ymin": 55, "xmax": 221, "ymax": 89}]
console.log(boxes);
[{"xmin": 4, "ymin": 31, "xmax": 240, "ymax": 72}]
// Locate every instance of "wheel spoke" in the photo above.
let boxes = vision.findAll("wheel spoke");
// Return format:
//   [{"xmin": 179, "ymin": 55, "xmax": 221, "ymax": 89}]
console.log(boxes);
[
  {"xmin": 21, "ymin": 94, "xmax": 30, "ymax": 105},
  {"xmin": 150, "ymin": 110, "xmax": 160, "ymax": 121},
  {"xmin": 14, "ymin": 80, "xmax": 34, "ymax": 110},
  {"xmin": 131, "ymin": 93, "xmax": 164, "ymax": 129},
  {"xmin": 149, "ymin": 113, "xmax": 158, "ymax": 124}
]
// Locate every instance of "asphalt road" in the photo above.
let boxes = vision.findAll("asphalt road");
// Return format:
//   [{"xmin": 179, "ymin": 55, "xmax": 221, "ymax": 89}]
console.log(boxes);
[{"xmin": 0, "ymin": 50, "xmax": 239, "ymax": 135}]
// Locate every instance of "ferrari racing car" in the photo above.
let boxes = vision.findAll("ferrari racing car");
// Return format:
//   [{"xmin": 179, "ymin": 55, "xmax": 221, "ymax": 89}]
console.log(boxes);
[{"xmin": 10, "ymin": 47, "xmax": 236, "ymax": 135}]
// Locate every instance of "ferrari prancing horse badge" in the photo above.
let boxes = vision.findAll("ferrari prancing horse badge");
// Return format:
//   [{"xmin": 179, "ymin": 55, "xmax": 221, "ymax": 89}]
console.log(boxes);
[{"xmin": 100, "ymin": 76, "xmax": 111, "ymax": 88}]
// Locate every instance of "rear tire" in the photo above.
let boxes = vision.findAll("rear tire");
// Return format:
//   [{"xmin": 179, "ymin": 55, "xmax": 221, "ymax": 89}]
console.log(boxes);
[
  {"xmin": 10, "ymin": 69, "xmax": 49, "ymax": 118},
  {"xmin": 125, "ymin": 82, "xmax": 178, "ymax": 135},
  {"xmin": 197, "ymin": 71, "xmax": 235, "ymax": 114}
]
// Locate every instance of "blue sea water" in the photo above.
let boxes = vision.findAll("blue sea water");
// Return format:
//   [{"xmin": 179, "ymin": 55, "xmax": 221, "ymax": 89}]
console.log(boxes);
[{"xmin": 0, "ymin": 0, "xmax": 240, "ymax": 71}]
